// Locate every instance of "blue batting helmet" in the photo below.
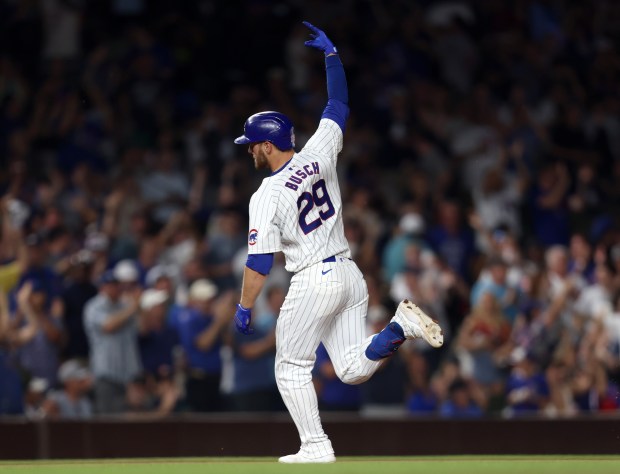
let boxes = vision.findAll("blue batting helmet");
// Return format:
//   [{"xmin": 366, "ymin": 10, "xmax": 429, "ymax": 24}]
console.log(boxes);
[{"xmin": 234, "ymin": 111, "xmax": 295, "ymax": 151}]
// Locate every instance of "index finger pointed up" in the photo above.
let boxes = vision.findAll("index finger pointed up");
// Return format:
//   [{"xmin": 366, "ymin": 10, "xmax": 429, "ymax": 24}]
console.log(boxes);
[{"xmin": 302, "ymin": 21, "xmax": 320, "ymax": 34}]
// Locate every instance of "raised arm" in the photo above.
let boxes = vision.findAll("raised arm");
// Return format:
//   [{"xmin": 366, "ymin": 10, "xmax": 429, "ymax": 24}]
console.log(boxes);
[{"xmin": 303, "ymin": 21, "xmax": 349, "ymax": 132}]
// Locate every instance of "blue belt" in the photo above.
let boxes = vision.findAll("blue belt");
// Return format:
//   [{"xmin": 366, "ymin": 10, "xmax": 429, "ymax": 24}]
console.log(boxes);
[{"xmin": 322, "ymin": 255, "xmax": 351, "ymax": 263}]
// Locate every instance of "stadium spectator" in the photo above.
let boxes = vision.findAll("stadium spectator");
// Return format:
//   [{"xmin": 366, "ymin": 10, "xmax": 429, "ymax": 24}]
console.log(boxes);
[
  {"xmin": 361, "ymin": 297, "xmax": 410, "ymax": 415},
  {"xmin": 17, "ymin": 233, "xmax": 64, "ymax": 320},
  {"xmin": 427, "ymin": 200, "xmax": 477, "ymax": 282},
  {"xmin": 541, "ymin": 245, "xmax": 585, "ymax": 303},
  {"xmin": 504, "ymin": 350, "xmax": 550, "ymax": 417},
  {"xmin": 0, "ymin": 197, "xmax": 29, "ymax": 293},
  {"xmin": 137, "ymin": 288, "xmax": 178, "ymax": 380},
  {"xmin": 314, "ymin": 344, "xmax": 361, "ymax": 412},
  {"xmin": 203, "ymin": 209, "xmax": 246, "ymax": 291},
  {"xmin": 471, "ymin": 142, "xmax": 529, "ymax": 239},
  {"xmin": 529, "ymin": 162, "xmax": 572, "ymax": 247},
  {"xmin": 439, "ymin": 378, "xmax": 485, "ymax": 419},
  {"xmin": 61, "ymin": 250, "xmax": 97, "ymax": 360},
  {"xmin": 174, "ymin": 279, "xmax": 228, "ymax": 412},
  {"xmin": 13, "ymin": 281, "xmax": 64, "ymax": 387},
  {"xmin": 230, "ymin": 285, "xmax": 282, "ymax": 412},
  {"xmin": 23, "ymin": 378, "xmax": 49, "ymax": 420},
  {"xmin": 138, "ymin": 149, "xmax": 190, "ymax": 225},
  {"xmin": 404, "ymin": 350, "xmax": 437, "ymax": 416},
  {"xmin": 544, "ymin": 359, "xmax": 578, "ymax": 418},
  {"xmin": 407, "ymin": 386, "xmax": 438, "ymax": 415},
  {"xmin": 43, "ymin": 359, "xmax": 93, "ymax": 419},
  {"xmin": 455, "ymin": 291, "xmax": 511, "ymax": 398},
  {"xmin": 84, "ymin": 270, "xmax": 142, "ymax": 414},
  {"xmin": 124, "ymin": 373, "xmax": 180, "ymax": 418},
  {"xmin": 382, "ymin": 212, "xmax": 427, "ymax": 282},
  {"xmin": 471, "ymin": 257, "xmax": 520, "ymax": 323},
  {"xmin": 567, "ymin": 233, "xmax": 595, "ymax": 283}
]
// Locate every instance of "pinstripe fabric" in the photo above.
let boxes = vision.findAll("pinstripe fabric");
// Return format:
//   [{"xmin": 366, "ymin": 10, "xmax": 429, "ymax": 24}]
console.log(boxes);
[
  {"xmin": 247, "ymin": 119, "xmax": 350, "ymax": 273},
  {"xmin": 275, "ymin": 257, "xmax": 382, "ymax": 457},
  {"xmin": 83, "ymin": 294, "xmax": 142, "ymax": 384},
  {"xmin": 247, "ymin": 118, "xmax": 385, "ymax": 458}
]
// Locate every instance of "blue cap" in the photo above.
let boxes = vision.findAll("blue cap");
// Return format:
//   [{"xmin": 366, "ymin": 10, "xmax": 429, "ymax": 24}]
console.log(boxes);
[
  {"xmin": 98, "ymin": 269, "xmax": 119, "ymax": 286},
  {"xmin": 28, "ymin": 279, "xmax": 47, "ymax": 294}
]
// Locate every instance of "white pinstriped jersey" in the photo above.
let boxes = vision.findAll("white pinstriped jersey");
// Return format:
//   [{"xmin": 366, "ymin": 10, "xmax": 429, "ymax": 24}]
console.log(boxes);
[{"xmin": 247, "ymin": 118, "xmax": 351, "ymax": 273}]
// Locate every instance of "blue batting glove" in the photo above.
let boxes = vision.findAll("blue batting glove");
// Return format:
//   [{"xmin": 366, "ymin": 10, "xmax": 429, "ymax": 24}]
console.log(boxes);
[
  {"xmin": 302, "ymin": 21, "xmax": 337, "ymax": 55},
  {"xmin": 234, "ymin": 304, "xmax": 255, "ymax": 335}
]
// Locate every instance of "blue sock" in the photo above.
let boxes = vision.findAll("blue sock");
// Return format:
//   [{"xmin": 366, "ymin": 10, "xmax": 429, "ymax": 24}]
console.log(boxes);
[{"xmin": 365, "ymin": 322, "xmax": 406, "ymax": 361}]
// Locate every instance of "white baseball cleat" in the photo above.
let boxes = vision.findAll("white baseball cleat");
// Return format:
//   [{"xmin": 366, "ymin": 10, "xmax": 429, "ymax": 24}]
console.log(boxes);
[
  {"xmin": 278, "ymin": 452, "xmax": 336, "ymax": 463},
  {"xmin": 393, "ymin": 299, "xmax": 444, "ymax": 348}
]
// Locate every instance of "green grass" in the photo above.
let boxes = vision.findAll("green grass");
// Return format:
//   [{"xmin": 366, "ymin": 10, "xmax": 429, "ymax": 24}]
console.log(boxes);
[{"xmin": 1, "ymin": 456, "xmax": 620, "ymax": 474}]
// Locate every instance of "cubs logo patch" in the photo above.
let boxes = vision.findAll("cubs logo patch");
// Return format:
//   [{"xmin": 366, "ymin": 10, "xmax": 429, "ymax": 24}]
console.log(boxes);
[{"xmin": 248, "ymin": 229, "xmax": 258, "ymax": 246}]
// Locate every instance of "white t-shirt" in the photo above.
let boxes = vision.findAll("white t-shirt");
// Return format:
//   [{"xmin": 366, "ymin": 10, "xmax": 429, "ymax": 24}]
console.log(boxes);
[
  {"xmin": 473, "ymin": 176, "xmax": 522, "ymax": 234},
  {"xmin": 574, "ymin": 284, "xmax": 612, "ymax": 320},
  {"xmin": 247, "ymin": 119, "xmax": 350, "ymax": 273}
]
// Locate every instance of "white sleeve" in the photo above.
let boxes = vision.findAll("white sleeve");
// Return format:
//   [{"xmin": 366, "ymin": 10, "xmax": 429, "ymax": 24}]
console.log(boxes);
[
  {"xmin": 247, "ymin": 187, "xmax": 282, "ymax": 254},
  {"xmin": 301, "ymin": 119, "xmax": 343, "ymax": 165}
]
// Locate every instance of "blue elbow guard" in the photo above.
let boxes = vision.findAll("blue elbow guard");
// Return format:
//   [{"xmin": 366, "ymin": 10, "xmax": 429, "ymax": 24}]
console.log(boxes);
[
  {"xmin": 246, "ymin": 253, "xmax": 274, "ymax": 275},
  {"xmin": 322, "ymin": 99, "xmax": 349, "ymax": 132}
]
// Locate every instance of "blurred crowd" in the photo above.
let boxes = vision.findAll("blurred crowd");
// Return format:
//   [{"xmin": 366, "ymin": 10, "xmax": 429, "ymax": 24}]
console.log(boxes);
[{"xmin": 1, "ymin": 0, "xmax": 620, "ymax": 420}]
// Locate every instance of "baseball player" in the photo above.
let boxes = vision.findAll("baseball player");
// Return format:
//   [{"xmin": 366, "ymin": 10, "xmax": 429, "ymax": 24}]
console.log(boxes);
[{"xmin": 233, "ymin": 21, "xmax": 443, "ymax": 463}]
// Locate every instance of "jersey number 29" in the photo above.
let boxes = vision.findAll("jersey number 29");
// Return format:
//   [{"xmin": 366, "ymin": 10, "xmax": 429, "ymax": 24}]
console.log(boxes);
[{"xmin": 297, "ymin": 179, "xmax": 335, "ymax": 234}]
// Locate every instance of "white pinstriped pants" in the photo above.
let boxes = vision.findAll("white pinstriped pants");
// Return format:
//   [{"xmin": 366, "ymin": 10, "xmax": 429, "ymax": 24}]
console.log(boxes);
[{"xmin": 275, "ymin": 256, "xmax": 382, "ymax": 457}]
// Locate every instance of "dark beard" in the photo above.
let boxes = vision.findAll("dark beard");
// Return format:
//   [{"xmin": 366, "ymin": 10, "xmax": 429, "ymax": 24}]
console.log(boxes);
[{"xmin": 254, "ymin": 150, "xmax": 270, "ymax": 170}]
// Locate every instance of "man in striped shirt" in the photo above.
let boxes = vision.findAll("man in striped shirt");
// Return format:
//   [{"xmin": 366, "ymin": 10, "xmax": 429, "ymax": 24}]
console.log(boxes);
[
  {"xmin": 84, "ymin": 270, "xmax": 142, "ymax": 414},
  {"xmin": 233, "ymin": 22, "xmax": 443, "ymax": 463}
]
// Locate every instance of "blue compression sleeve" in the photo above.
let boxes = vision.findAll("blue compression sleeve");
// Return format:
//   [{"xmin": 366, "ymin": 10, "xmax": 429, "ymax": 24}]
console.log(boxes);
[
  {"xmin": 322, "ymin": 55, "xmax": 349, "ymax": 131},
  {"xmin": 325, "ymin": 55, "xmax": 348, "ymax": 103},
  {"xmin": 246, "ymin": 253, "xmax": 274, "ymax": 275}
]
